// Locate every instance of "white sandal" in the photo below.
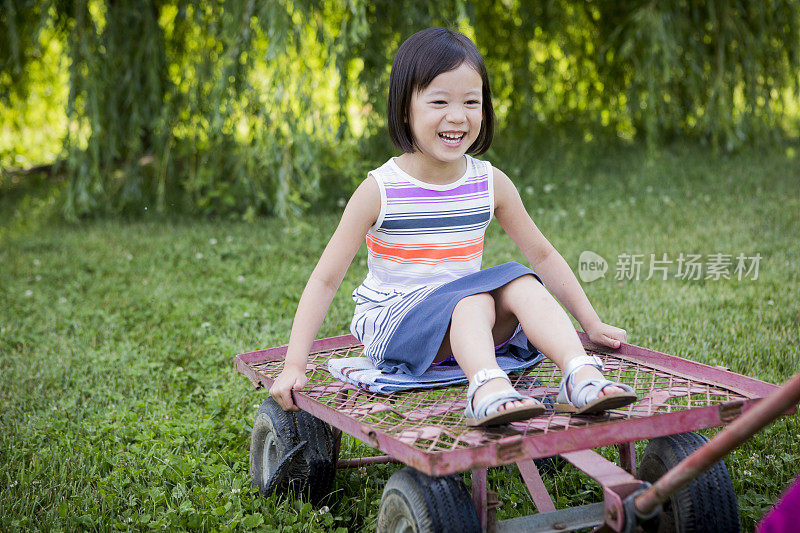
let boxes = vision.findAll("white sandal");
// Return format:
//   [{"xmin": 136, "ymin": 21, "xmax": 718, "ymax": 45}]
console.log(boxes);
[
  {"xmin": 555, "ymin": 355, "xmax": 637, "ymax": 414},
  {"xmin": 464, "ymin": 369, "xmax": 545, "ymax": 426}
]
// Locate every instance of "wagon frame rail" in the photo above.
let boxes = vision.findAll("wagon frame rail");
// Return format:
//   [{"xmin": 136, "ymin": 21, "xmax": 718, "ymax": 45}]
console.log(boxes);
[{"xmin": 235, "ymin": 332, "xmax": 778, "ymax": 478}]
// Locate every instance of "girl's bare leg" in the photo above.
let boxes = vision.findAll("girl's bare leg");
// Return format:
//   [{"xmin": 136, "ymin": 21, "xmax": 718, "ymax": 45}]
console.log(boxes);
[
  {"xmin": 444, "ymin": 293, "xmax": 539, "ymax": 412},
  {"xmin": 492, "ymin": 275, "xmax": 624, "ymax": 396}
]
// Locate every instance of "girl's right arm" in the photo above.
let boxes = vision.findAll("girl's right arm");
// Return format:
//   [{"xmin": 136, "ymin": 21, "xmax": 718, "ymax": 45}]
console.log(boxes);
[{"xmin": 269, "ymin": 176, "xmax": 380, "ymax": 411}]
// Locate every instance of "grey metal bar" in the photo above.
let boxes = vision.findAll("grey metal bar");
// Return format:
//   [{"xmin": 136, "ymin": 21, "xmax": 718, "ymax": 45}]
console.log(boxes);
[
  {"xmin": 496, "ymin": 503, "xmax": 605, "ymax": 533},
  {"xmin": 336, "ymin": 455, "xmax": 400, "ymax": 468}
]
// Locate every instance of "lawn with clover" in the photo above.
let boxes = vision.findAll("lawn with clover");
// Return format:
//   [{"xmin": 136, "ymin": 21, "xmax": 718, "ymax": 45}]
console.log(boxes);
[{"xmin": 2, "ymin": 143, "xmax": 799, "ymax": 531}]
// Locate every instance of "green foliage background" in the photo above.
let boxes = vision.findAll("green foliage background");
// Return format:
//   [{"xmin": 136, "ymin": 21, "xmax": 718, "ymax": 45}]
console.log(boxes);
[{"xmin": 2, "ymin": 0, "xmax": 800, "ymax": 218}]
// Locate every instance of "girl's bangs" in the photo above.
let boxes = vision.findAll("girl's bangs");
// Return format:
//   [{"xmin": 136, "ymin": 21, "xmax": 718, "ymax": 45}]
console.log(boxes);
[{"xmin": 413, "ymin": 41, "xmax": 482, "ymax": 92}]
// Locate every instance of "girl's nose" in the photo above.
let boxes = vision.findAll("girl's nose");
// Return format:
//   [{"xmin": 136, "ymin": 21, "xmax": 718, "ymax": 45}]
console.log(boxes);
[{"xmin": 446, "ymin": 106, "xmax": 467, "ymax": 124}]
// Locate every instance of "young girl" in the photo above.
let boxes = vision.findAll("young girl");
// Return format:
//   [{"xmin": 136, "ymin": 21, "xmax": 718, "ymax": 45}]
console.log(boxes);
[{"xmin": 270, "ymin": 27, "xmax": 636, "ymax": 426}]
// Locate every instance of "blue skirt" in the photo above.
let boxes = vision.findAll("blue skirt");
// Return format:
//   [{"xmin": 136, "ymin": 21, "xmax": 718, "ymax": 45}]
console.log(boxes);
[{"xmin": 376, "ymin": 261, "xmax": 543, "ymax": 376}]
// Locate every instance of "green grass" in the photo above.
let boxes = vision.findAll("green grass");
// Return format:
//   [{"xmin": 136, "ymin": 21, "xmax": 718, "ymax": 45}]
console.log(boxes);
[{"xmin": 1, "ymin": 142, "xmax": 799, "ymax": 531}]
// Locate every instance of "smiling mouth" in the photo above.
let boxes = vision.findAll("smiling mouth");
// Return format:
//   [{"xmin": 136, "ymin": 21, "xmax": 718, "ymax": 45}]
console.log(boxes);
[{"xmin": 438, "ymin": 132, "xmax": 466, "ymax": 146}]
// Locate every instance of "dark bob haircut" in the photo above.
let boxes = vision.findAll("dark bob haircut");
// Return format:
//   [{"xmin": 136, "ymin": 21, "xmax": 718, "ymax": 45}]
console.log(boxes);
[{"xmin": 388, "ymin": 28, "xmax": 495, "ymax": 156}]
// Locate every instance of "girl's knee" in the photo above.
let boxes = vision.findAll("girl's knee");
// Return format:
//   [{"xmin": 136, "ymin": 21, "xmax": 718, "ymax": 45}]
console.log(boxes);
[
  {"xmin": 511, "ymin": 274, "xmax": 544, "ymax": 291},
  {"xmin": 453, "ymin": 292, "xmax": 496, "ymax": 320},
  {"xmin": 496, "ymin": 275, "xmax": 550, "ymax": 309},
  {"xmin": 495, "ymin": 274, "xmax": 540, "ymax": 298}
]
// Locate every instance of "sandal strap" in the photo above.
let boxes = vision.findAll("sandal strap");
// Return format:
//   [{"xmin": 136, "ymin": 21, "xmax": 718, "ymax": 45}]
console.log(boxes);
[
  {"xmin": 571, "ymin": 379, "xmax": 633, "ymax": 408},
  {"xmin": 466, "ymin": 368, "xmax": 511, "ymax": 400},
  {"xmin": 465, "ymin": 389, "xmax": 528, "ymax": 419},
  {"xmin": 563, "ymin": 355, "xmax": 604, "ymax": 386},
  {"xmin": 557, "ymin": 355, "xmax": 605, "ymax": 406}
]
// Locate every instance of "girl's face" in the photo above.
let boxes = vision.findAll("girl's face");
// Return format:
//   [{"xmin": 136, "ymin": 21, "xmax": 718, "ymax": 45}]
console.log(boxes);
[{"xmin": 407, "ymin": 63, "xmax": 483, "ymax": 167}]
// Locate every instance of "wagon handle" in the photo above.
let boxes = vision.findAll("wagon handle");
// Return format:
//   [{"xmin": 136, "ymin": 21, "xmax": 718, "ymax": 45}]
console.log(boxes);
[{"xmin": 634, "ymin": 371, "xmax": 800, "ymax": 516}]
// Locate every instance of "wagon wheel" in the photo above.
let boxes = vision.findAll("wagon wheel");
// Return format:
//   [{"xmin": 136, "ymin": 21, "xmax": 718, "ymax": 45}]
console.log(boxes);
[
  {"xmin": 533, "ymin": 455, "xmax": 567, "ymax": 476},
  {"xmin": 377, "ymin": 467, "xmax": 479, "ymax": 533},
  {"xmin": 637, "ymin": 432, "xmax": 740, "ymax": 533},
  {"xmin": 249, "ymin": 397, "xmax": 338, "ymax": 504}
]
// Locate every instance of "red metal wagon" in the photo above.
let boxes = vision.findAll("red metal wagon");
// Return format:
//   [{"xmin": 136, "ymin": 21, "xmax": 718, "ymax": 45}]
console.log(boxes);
[{"xmin": 235, "ymin": 332, "xmax": 799, "ymax": 532}]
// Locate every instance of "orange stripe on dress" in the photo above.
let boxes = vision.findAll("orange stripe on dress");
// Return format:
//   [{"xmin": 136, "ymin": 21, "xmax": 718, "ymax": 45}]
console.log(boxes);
[
  {"xmin": 366, "ymin": 234, "xmax": 484, "ymax": 264},
  {"xmin": 367, "ymin": 233, "xmax": 485, "ymax": 251}
]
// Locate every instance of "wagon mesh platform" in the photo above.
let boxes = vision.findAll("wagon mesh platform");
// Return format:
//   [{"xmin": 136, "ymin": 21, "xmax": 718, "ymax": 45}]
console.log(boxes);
[{"xmin": 236, "ymin": 333, "xmax": 777, "ymax": 476}]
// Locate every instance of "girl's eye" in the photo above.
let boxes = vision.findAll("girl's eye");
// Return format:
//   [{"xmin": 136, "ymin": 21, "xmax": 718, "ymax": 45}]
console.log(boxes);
[
  {"xmin": 467, "ymin": 100, "xmax": 481, "ymax": 106},
  {"xmin": 431, "ymin": 100, "xmax": 447, "ymax": 105}
]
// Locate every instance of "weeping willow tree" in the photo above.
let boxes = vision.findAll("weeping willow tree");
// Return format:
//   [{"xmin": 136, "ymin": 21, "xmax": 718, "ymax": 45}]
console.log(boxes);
[{"xmin": 2, "ymin": 0, "xmax": 799, "ymax": 218}]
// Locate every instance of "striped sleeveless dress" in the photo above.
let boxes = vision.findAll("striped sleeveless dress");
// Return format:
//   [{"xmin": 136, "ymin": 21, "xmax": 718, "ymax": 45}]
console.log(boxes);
[{"xmin": 350, "ymin": 155, "xmax": 541, "ymax": 376}]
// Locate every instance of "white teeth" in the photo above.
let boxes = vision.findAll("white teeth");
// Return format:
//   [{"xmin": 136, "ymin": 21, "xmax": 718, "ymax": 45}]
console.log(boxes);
[{"xmin": 439, "ymin": 132, "xmax": 465, "ymax": 141}]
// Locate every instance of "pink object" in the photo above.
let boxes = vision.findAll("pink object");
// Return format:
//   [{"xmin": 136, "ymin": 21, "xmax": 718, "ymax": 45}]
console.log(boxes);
[{"xmin": 757, "ymin": 474, "xmax": 800, "ymax": 533}]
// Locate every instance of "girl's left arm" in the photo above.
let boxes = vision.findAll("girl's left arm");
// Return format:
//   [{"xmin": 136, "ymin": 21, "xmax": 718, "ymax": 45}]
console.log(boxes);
[{"xmin": 493, "ymin": 166, "xmax": 626, "ymax": 349}]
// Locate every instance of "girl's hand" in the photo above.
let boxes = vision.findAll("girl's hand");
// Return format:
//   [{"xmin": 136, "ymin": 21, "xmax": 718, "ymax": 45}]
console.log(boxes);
[
  {"xmin": 269, "ymin": 365, "xmax": 308, "ymax": 412},
  {"xmin": 585, "ymin": 322, "xmax": 627, "ymax": 350}
]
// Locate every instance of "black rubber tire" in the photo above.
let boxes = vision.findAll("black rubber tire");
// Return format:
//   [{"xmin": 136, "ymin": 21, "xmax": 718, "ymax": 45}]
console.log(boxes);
[
  {"xmin": 377, "ymin": 467, "xmax": 480, "ymax": 533},
  {"xmin": 637, "ymin": 432, "xmax": 740, "ymax": 533},
  {"xmin": 249, "ymin": 397, "xmax": 337, "ymax": 504},
  {"xmin": 533, "ymin": 455, "xmax": 567, "ymax": 476}
]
